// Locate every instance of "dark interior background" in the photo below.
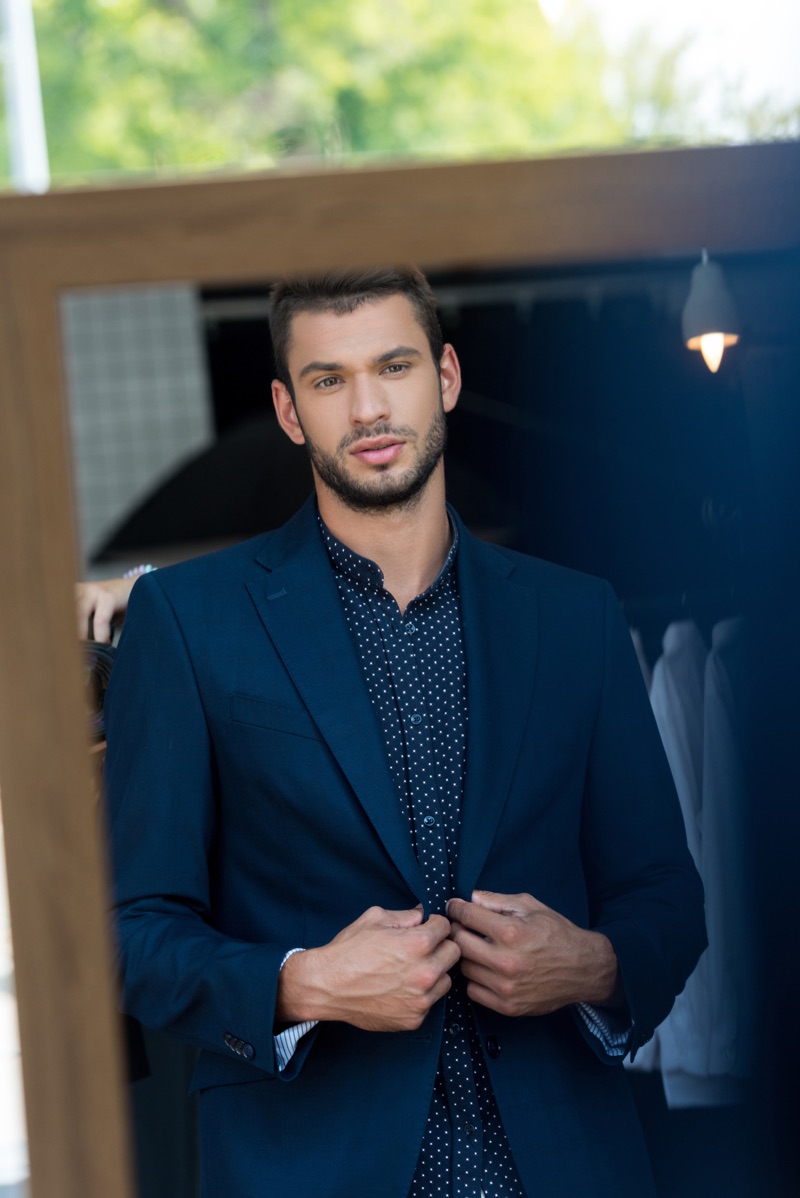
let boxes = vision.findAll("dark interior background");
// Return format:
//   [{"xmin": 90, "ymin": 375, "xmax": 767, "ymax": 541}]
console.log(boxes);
[
  {"xmin": 164, "ymin": 250, "xmax": 800, "ymax": 655},
  {"xmin": 99, "ymin": 250, "xmax": 800, "ymax": 643}
]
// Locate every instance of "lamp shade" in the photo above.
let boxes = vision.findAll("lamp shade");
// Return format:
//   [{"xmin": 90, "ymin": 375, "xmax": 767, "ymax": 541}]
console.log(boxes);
[{"xmin": 681, "ymin": 251, "xmax": 741, "ymax": 372}]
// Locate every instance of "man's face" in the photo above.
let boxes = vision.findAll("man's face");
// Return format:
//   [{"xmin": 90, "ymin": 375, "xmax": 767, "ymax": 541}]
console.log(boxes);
[{"xmin": 271, "ymin": 294, "xmax": 460, "ymax": 513}]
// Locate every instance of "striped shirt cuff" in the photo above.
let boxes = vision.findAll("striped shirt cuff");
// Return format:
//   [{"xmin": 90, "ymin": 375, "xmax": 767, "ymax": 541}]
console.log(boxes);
[
  {"xmin": 575, "ymin": 1002, "xmax": 630, "ymax": 1057},
  {"xmin": 274, "ymin": 948, "xmax": 319, "ymax": 1072}
]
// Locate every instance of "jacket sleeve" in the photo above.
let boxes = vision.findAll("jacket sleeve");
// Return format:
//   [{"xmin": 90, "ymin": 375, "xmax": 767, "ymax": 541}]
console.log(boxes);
[
  {"xmin": 579, "ymin": 582, "xmax": 707, "ymax": 1061},
  {"xmin": 103, "ymin": 573, "xmax": 317, "ymax": 1081}
]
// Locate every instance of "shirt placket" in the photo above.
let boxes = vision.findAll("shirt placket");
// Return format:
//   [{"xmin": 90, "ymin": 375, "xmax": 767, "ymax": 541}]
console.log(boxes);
[
  {"xmin": 391, "ymin": 592, "xmax": 483, "ymax": 1197},
  {"xmin": 322, "ymin": 522, "xmax": 525, "ymax": 1198}
]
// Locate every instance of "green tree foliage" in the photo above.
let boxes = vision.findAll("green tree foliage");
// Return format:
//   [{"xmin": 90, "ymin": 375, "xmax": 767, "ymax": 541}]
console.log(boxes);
[
  {"xmin": 604, "ymin": 28, "xmax": 703, "ymax": 145},
  {"xmin": 21, "ymin": 0, "xmax": 707, "ymax": 184}
]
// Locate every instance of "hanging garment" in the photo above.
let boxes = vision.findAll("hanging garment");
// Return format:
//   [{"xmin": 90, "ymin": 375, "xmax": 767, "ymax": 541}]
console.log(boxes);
[
  {"xmin": 623, "ymin": 628, "xmax": 658, "ymax": 1072},
  {"xmin": 701, "ymin": 618, "xmax": 753, "ymax": 1100},
  {"xmin": 648, "ymin": 621, "xmax": 732, "ymax": 1106},
  {"xmin": 630, "ymin": 627, "xmax": 653, "ymax": 693}
]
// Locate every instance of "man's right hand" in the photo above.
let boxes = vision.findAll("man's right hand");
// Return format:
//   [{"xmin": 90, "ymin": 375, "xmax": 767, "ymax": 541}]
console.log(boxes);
[{"xmin": 276, "ymin": 905, "xmax": 460, "ymax": 1032}]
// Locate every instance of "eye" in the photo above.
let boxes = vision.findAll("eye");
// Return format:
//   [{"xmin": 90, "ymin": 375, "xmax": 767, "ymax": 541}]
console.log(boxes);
[
  {"xmin": 382, "ymin": 362, "xmax": 407, "ymax": 375},
  {"xmin": 314, "ymin": 375, "xmax": 341, "ymax": 390}
]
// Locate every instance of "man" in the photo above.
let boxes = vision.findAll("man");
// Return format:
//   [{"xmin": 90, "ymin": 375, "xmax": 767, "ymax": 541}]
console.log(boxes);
[{"xmin": 104, "ymin": 266, "xmax": 705, "ymax": 1198}]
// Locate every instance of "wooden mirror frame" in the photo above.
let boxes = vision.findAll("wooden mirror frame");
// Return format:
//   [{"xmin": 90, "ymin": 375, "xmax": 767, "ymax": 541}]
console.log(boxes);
[{"xmin": 0, "ymin": 141, "xmax": 798, "ymax": 1197}]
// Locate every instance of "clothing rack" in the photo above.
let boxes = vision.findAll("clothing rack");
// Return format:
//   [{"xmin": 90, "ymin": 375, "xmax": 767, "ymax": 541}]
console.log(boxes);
[{"xmin": 621, "ymin": 587, "xmax": 743, "ymax": 659}]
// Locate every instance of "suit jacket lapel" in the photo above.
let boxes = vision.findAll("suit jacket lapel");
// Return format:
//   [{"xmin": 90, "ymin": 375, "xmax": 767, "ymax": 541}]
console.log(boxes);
[
  {"xmin": 454, "ymin": 521, "xmax": 539, "ymax": 897},
  {"xmin": 246, "ymin": 501, "xmax": 426, "ymax": 902}
]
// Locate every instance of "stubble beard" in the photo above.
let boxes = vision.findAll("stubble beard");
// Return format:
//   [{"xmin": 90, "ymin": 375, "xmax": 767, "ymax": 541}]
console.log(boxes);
[{"xmin": 300, "ymin": 403, "xmax": 448, "ymax": 515}]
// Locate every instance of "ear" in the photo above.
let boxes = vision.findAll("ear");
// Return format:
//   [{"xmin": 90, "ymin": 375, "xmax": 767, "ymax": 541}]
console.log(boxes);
[
  {"xmin": 272, "ymin": 380, "xmax": 306, "ymax": 445},
  {"xmin": 439, "ymin": 344, "xmax": 461, "ymax": 414}
]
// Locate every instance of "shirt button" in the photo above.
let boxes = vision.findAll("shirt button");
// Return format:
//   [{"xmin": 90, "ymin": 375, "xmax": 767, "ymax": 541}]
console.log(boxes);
[
  {"xmin": 421, "ymin": 815, "xmax": 436, "ymax": 828},
  {"xmin": 410, "ymin": 714, "xmax": 422, "ymax": 726},
  {"xmin": 463, "ymin": 1122, "xmax": 476, "ymax": 1138},
  {"xmin": 405, "ymin": 622, "xmax": 417, "ymax": 634},
  {"xmin": 485, "ymin": 1036, "xmax": 500, "ymax": 1059},
  {"xmin": 447, "ymin": 1023, "xmax": 462, "ymax": 1036}
]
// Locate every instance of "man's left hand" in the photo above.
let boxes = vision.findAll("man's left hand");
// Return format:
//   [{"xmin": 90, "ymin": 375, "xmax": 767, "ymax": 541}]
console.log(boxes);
[{"xmin": 447, "ymin": 890, "xmax": 623, "ymax": 1018}]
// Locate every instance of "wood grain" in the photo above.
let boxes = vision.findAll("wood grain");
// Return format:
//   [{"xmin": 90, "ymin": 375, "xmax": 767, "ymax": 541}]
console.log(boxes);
[
  {"xmin": 0, "ymin": 252, "xmax": 134, "ymax": 1196},
  {"xmin": 1, "ymin": 143, "xmax": 798, "ymax": 286}
]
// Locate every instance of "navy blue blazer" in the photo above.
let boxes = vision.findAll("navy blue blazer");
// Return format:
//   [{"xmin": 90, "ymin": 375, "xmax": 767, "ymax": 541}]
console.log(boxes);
[{"xmin": 104, "ymin": 498, "xmax": 705, "ymax": 1198}]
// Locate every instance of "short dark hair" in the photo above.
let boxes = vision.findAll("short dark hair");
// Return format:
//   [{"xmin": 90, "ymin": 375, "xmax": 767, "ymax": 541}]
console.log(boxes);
[{"xmin": 269, "ymin": 266, "xmax": 443, "ymax": 397}]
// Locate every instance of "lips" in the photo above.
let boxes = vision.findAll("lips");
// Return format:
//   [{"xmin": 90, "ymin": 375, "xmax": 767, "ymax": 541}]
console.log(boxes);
[{"xmin": 350, "ymin": 438, "xmax": 405, "ymax": 465}]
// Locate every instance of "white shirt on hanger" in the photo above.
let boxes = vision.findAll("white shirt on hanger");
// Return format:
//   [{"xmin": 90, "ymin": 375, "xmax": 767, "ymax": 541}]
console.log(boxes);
[
  {"xmin": 648, "ymin": 620, "xmax": 731, "ymax": 1107},
  {"xmin": 702, "ymin": 618, "xmax": 753, "ymax": 1097}
]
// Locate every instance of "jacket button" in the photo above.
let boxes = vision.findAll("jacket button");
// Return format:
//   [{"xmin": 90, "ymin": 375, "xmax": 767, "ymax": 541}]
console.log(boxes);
[
  {"xmin": 242, "ymin": 1043, "xmax": 255, "ymax": 1060},
  {"xmin": 485, "ymin": 1036, "xmax": 500, "ymax": 1059}
]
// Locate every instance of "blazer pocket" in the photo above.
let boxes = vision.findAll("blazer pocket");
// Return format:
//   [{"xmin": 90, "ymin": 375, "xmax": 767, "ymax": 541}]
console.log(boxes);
[
  {"xmin": 189, "ymin": 1048, "xmax": 274, "ymax": 1094},
  {"xmin": 229, "ymin": 693, "xmax": 322, "ymax": 742}
]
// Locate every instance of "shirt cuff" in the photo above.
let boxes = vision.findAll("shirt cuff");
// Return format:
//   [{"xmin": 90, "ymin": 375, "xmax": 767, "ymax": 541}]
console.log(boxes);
[
  {"xmin": 574, "ymin": 1002, "xmax": 630, "ymax": 1058},
  {"xmin": 274, "ymin": 948, "xmax": 319, "ymax": 1073}
]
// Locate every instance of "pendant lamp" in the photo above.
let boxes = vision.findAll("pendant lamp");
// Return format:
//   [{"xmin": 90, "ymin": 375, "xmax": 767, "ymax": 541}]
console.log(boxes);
[{"xmin": 681, "ymin": 250, "xmax": 741, "ymax": 373}]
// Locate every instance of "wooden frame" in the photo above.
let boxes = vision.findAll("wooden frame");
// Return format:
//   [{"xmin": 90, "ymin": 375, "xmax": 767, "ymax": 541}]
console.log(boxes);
[{"xmin": 0, "ymin": 141, "xmax": 798, "ymax": 1197}]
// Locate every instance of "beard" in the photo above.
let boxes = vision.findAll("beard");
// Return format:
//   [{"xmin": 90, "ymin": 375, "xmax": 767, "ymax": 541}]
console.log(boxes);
[{"xmin": 300, "ymin": 403, "xmax": 448, "ymax": 514}]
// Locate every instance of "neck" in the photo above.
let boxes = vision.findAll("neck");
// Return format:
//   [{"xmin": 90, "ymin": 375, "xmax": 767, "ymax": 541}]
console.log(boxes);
[{"xmin": 316, "ymin": 466, "xmax": 451, "ymax": 613}]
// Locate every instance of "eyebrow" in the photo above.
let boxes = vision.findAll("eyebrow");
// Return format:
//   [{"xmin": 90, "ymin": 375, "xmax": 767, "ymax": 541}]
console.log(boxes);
[
  {"xmin": 297, "ymin": 345, "xmax": 423, "ymax": 381},
  {"xmin": 372, "ymin": 345, "xmax": 423, "ymax": 366},
  {"xmin": 298, "ymin": 359, "xmax": 344, "ymax": 380}
]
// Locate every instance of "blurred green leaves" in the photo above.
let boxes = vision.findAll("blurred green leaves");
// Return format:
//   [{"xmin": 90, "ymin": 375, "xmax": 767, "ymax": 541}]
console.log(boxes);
[{"xmin": 21, "ymin": 0, "xmax": 709, "ymax": 185}]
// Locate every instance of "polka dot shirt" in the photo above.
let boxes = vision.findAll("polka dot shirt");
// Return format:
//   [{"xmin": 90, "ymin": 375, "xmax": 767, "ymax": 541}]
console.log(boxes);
[{"xmin": 321, "ymin": 514, "xmax": 527, "ymax": 1198}]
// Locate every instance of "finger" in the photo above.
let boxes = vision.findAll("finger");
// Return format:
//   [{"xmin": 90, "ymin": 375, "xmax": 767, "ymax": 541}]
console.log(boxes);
[
  {"xmin": 430, "ymin": 938, "xmax": 462, "ymax": 974},
  {"xmin": 364, "ymin": 906, "xmax": 425, "ymax": 929},
  {"xmin": 446, "ymin": 898, "xmax": 506, "ymax": 939},
  {"xmin": 463, "ymin": 978, "xmax": 510, "ymax": 1016},
  {"xmin": 75, "ymin": 587, "xmax": 95, "ymax": 639},
  {"xmin": 426, "ymin": 970, "xmax": 453, "ymax": 1006},
  {"xmin": 421, "ymin": 913, "xmax": 456, "ymax": 946},
  {"xmin": 471, "ymin": 890, "xmax": 539, "ymax": 916},
  {"xmin": 448, "ymin": 921, "xmax": 496, "ymax": 966},
  {"xmin": 92, "ymin": 594, "xmax": 116, "ymax": 644},
  {"xmin": 458, "ymin": 958, "xmax": 504, "ymax": 992}
]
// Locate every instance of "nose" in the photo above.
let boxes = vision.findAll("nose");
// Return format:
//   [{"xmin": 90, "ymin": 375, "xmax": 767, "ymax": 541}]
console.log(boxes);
[{"xmin": 348, "ymin": 371, "xmax": 391, "ymax": 427}]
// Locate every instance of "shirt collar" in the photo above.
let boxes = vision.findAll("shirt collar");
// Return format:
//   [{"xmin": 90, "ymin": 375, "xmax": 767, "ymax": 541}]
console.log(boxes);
[{"xmin": 318, "ymin": 506, "xmax": 459, "ymax": 601}]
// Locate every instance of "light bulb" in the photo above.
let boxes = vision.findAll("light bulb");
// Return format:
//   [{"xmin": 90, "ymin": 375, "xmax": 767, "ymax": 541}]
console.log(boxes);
[
  {"xmin": 700, "ymin": 332, "xmax": 725, "ymax": 373},
  {"xmin": 682, "ymin": 251, "xmax": 741, "ymax": 373}
]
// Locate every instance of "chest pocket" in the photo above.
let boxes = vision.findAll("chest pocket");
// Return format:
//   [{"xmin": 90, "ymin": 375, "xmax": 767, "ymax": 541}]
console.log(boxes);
[{"xmin": 229, "ymin": 693, "xmax": 322, "ymax": 742}]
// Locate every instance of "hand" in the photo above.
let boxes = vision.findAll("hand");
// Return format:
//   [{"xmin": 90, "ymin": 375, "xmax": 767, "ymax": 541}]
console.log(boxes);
[
  {"xmin": 276, "ymin": 905, "xmax": 461, "ymax": 1032},
  {"xmin": 447, "ymin": 890, "xmax": 622, "ymax": 1018},
  {"xmin": 75, "ymin": 577, "xmax": 136, "ymax": 642}
]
